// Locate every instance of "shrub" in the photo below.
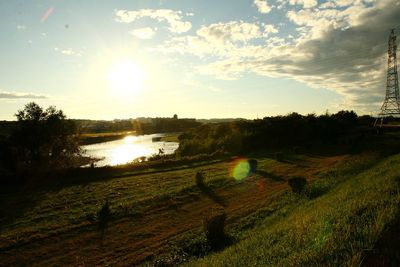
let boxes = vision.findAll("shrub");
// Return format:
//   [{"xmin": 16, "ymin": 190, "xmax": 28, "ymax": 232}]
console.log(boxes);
[
  {"xmin": 203, "ymin": 210, "xmax": 227, "ymax": 250},
  {"xmin": 248, "ymin": 159, "xmax": 258, "ymax": 173},
  {"xmin": 304, "ymin": 179, "xmax": 333, "ymax": 199},
  {"xmin": 98, "ymin": 199, "xmax": 111, "ymax": 238},
  {"xmin": 288, "ymin": 176, "xmax": 307, "ymax": 194},
  {"xmin": 275, "ymin": 152, "xmax": 284, "ymax": 161},
  {"xmin": 293, "ymin": 146, "xmax": 301, "ymax": 154},
  {"xmin": 196, "ymin": 171, "xmax": 205, "ymax": 187}
]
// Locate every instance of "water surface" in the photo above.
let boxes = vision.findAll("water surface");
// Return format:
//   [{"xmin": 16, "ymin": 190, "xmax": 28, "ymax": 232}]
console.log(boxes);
[{"xmin": 83, "ymin": 133, "xmax": 178, "ymax": 166}]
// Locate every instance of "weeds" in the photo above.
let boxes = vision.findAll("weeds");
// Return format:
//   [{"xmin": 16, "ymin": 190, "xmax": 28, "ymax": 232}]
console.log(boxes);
[
  {"xmin": 98, "ymin": 199, "xmax": 111, "ymax": 242},
  {"xmin": 275, "ymin": 152, "xmax": 284, "ymax": 161},
  {"xmin": 195, "ymin": 171, "xmax": 205, "ymax": 187},
  {"xmin": 288, "ymin": 176, "xmax": 307, "ymax": 194},
  {"xmin": 203, "ymin": 209, "xmax": 228, "ymax": 250},
  {"xmin": 248, "ymin": 159, "xmax": 258, "ymax": 173}
]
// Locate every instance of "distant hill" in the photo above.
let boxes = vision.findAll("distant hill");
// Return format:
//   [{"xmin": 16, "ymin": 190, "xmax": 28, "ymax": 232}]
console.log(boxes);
[{"xmin": 197, "ymin": 118, "xmax": 246, "ymax": 123}]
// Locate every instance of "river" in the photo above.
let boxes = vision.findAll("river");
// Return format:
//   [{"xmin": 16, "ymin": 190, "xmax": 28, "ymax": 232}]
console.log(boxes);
[{"xmin": 82, "ymin": 133, "xmax": 179, "ymax": 166}]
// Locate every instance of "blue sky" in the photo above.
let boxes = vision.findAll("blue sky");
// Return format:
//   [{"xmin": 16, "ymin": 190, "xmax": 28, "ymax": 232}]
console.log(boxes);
[{"xmin": 0, "ymin": 0, "xmax": 399, "ymax": 120}]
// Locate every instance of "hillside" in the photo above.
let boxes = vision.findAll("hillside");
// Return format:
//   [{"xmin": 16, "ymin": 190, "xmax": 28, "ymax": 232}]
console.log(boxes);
[
  {"xmin": 185, "ymin": 153, "xmax": 400, "ymax": 266},
  {"xmin": 1, "ymin": 148, "xmax": 399, "ymax": 266}
]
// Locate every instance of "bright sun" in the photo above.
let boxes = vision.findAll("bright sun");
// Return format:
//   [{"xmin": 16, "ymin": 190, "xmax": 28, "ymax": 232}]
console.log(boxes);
[{"xmin": 107, "ymin": 60, "xmax": 144, "ymax": 97}]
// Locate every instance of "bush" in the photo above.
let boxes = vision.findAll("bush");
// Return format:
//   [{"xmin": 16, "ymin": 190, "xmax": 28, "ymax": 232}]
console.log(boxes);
[
  {"xmin": 275, "ymin": 152, "xmax": 284, "ymax": 161},
  {"xmin": 98, "ymin": 199, "xmax": 111, "ymax": 238},
  {"xmin": 196, "ymin": 171, "xmax": 205, "ymax": 187},
  {"xmin": 288, "ymin": 176, "xmax": 307, "ymax": 194},
  {"xmin": 304, "ymin": 179, "xmax": 333, "ymax": 199},
  {"xmin": 248, "ymin": 159, "xmax": 258, "ymax": 173},
  {"xmin": 203, "ymin": 210, "xmax": 227, "ymax": 250},
  {"xmin": 293, "ymin": 146, "xmax": 301, "ymax": 154}
]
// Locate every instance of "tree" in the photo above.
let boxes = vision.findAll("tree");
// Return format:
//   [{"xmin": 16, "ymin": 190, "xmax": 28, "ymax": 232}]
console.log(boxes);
[{"xmin": 12, "ymin": 102, "xmax": 80, "ymax": 166}]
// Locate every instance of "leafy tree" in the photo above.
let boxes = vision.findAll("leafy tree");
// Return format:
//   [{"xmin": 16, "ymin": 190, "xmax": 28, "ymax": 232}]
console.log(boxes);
[{"xmin": 12, "ymin": 102, "xmax": 80, "ymax": 166}]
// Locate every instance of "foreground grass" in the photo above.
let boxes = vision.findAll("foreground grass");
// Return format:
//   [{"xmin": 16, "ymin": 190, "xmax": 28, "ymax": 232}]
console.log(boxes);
[
  {"xmin": 2, "ymin": 150, "xmax": 399, "ymax": 266},
  {"xmin": 185, "ymin": 153, "xmax": 400, "ymax": 266},
  {"xmin": 0, "ymin": 151, "xmax": 347, "ymax": 266}
]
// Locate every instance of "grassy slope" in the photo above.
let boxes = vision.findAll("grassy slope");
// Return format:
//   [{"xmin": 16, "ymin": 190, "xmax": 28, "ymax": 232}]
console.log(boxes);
[
  {"xmin": 186, "ymin": 154, "xmax": 400, "ymax": 267},
  {"xmin": 0, "ymin": 153, "xmax": 347, "ymax": 266}
]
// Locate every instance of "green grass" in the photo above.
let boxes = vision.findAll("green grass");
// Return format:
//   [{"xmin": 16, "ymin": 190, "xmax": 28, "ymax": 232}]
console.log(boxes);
[
  {"xmin": 2, "ymin": 150, "xmax": 399, "ymax": 266},
  {"xmin": 184, "ymin": 153, "xmax": 400, "ymax": 266},
  {"xmin": 160, "ymin": 133, "xmax": 181, "ymax": 143},
  {"xmin": 0, "ymin": 159, "xmax": 236, "ymax": 247}
]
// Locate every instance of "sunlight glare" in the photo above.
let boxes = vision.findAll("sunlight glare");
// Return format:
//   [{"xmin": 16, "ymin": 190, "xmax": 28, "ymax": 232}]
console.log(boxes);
[
  {"xmin": 110, "ymin": 143, "xmax": 151, "ymax": 166},
  {"xmin": 123, "ymin": 135, "xmax": 137, "ymax": 144},
  {"xmin": 107, "ymin": 60, "xmax": 144, "ymax": 97}
]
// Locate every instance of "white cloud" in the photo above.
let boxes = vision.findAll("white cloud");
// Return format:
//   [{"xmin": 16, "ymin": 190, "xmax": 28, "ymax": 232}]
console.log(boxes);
[
  {"xmin": 289, "ymin": 0, "xmax": 318, "ymax": 8},
  {"xmin": 152, "ymin": 0, "xmax": 400, "ymax": 113},
  {"xmin": 130, "ymin": 27, "xmax": 156, "ymax": 39},
  {"xmin": 197, "ymin": 21, "xmax": 263, "ymax": 44},
  {"xmin": 115, "ymin": 9, "xmax": 192, "ymax": 33},
  {"xmin": 263, "ymin": 24, "xmax": 279, "ymax": 35},
  {"xmin": 0, "ymin": 91, "xmax": 48, "ymax": 99},
  {"xmin": 151, "ymin": 21, "xmax": 275, "ymax": 59},
  {"xmin": 334, "ymin": 0, "xmax": 363, "ymax": 7},
  {"xmin": 319, "ymin": 2, "xmax": 336, "ymax": 9},
  {"xmin": 61, "ymin": 49, "xmax": 75, "ymax": 55},
  {"xmin": 254, "ymin": 0, "xmax": 272, "ymax": 13},
  {"xmin": 16, "ymin": 25, "xmax": 27, "ymax": 31}
]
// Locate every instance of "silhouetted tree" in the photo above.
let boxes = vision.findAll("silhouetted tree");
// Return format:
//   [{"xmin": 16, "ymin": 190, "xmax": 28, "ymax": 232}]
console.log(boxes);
[{"xmin": 12, "ymin": 102, "xmax": 80, "ymax": 166}]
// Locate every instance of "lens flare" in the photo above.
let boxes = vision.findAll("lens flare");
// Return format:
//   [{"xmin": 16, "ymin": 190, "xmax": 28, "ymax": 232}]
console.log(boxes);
[
  {"xmin": 229, "ymin": 158, "xmax": 251, "ymax": 180},
  {"xmin": 41, "ymin": 7, "xmax": 54, "ymax": 23}
]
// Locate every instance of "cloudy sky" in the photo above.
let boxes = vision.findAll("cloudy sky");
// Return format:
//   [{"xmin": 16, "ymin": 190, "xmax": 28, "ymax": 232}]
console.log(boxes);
[{"xmin": 0, "ymin": 0, "xmax": 399, "ymax": 120}]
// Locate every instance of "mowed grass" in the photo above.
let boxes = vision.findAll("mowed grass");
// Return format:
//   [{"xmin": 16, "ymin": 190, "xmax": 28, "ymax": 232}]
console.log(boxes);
[
  {"xmin": 184, "ymin": 153, "xmax": 400, "ymax": 267},
  {"xmin": 0, "ymin": 161, "xmax": 230, "ymax": 244},
  {"xmin": 1, "ymin": 151, "xmax": 396, "ymax": 266},
  {"xmin": 0, "ymin": 152, "xmax": 338, "ymax": 265}
]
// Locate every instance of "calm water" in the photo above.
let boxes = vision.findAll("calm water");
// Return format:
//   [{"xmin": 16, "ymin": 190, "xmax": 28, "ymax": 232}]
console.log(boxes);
[{"xmin": 83, "ymin": 133, "xmax": 179, "ymax": 166}]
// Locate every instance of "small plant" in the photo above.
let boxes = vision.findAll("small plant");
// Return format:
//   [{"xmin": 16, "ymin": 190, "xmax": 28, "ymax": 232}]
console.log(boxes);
[
  {"xmin": 248, "ymin": 159, "xmax": 258, "ymax": 173},
  {"xmin": 275, "ymin": 152, "xmax": 284, "ymax": 161},
  {"xmin": 196, "ymin": 171, "xmax": 205, "ymax": 187},
  {"xmin": 203, "ymin": 210, "xmax": 227, "ymax": 250},
  {"xmin": 288, "ymin": 176, "xmax": 307, "ymax": 194},
  {"xmin": 293, "ymin": 146, "xmax": 301, "ymax": 154},
  {"xmin": 98, "ymin": 199, "xmax": 111, "ymax": 240}
]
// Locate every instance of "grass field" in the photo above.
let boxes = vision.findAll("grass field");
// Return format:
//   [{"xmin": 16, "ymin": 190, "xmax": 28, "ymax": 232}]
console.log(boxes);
[
  {"xmin": 185, "ymin": 153, "xmax": 400, "ymax": 266},
  {"xmin": 0, "ymin": 149, "xmax": 399, "ymax": 266}
]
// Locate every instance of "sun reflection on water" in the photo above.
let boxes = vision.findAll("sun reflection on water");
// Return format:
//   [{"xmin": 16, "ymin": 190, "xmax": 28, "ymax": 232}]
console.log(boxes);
[
  {"xmin": 123, "ymin": 135, "xmax": 137, "ymax": 144},
  {"xmin": 109, "ymin": 136, "xmax": 150, "ymax": 165},
  {"xmin": 83, "ymin": 134, "xmax": 179, "ymax": 166}
]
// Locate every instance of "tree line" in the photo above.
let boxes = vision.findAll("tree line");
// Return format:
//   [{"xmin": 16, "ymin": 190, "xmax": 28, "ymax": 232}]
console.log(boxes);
[{"xmin": 176, "ymin": 111, "xmax": 374, "ymax": 156}]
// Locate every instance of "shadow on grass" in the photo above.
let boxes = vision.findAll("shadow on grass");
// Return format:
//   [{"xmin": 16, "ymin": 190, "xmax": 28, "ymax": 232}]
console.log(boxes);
[
  {"xmin": 0, "ymin": 186, "xmax": 40, "ymax": 232},
  {"xmin": 362, "ymin": 210, "xmax": 400, "ymax": 266},
  {"xmin": 255, "ymin": 170, "xmax": 284, "ymax": 182},
  {"xmin": 198, "ymin": 184, "xmax": 227, "ymax": 207}
]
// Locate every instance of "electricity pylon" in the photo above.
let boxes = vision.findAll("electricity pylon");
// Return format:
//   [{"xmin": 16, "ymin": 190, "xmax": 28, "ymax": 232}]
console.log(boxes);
[{"xmin": 375, "ymin": 29, "xmax": 400, "ymax": 127}]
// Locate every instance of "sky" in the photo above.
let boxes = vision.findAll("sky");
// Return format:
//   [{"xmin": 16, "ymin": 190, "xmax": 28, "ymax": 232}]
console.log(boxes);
[{"xmin": 0, "ymin": 0, "xmax": 399, "ymax": 120}]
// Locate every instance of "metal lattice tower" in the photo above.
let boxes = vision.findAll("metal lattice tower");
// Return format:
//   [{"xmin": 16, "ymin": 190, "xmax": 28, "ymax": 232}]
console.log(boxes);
[{"xmin": 375, "ymin": 29, "xmax": 400, "ymax": 127}]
